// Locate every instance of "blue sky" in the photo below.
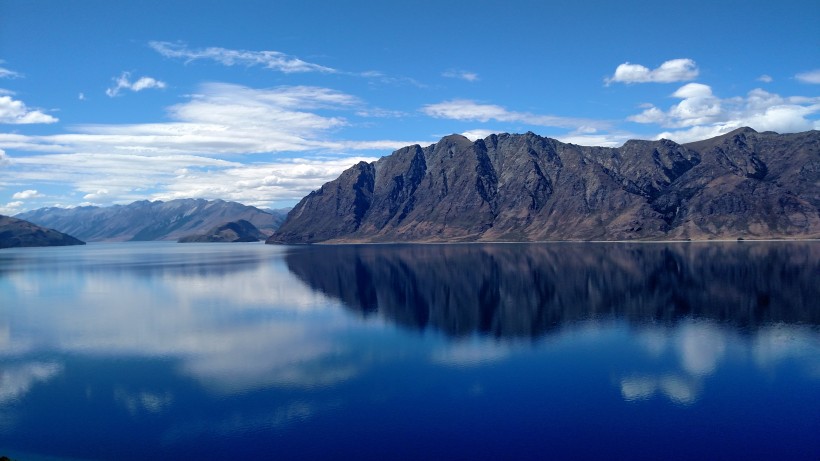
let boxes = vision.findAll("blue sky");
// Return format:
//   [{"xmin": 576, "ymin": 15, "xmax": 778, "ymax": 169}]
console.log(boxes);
[{"xmin": 1, "ymin": 0, "xmax": 818, "ymax": 212}]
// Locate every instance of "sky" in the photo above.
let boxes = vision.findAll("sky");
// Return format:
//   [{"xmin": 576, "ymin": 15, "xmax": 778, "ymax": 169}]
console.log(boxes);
[{"xmin": 0, "ymin": 0, "xmax": 818, "ymax": 213}]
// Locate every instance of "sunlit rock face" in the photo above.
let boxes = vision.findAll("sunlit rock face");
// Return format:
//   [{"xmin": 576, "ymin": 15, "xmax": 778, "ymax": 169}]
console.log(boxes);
[{"xmin": 270, "ymin": 128, "xmax": 820, "ymax": 243}]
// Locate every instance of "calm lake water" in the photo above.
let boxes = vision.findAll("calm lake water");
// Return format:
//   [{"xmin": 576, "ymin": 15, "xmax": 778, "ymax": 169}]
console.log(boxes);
[{"xmin": 0, "ymin": 241, "xmax": 818, "ymax": 460}]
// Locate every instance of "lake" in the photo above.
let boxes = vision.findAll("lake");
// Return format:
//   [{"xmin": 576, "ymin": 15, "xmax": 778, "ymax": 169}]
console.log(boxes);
[{"xmin": 0, "ymin": 241, "xmax": 818, "ymax": 460}]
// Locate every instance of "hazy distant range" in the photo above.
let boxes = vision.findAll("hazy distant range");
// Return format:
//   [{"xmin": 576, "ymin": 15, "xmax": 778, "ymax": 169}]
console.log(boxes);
[{"xmin": 16, "ymin": 198, "xmax": 288, "ymax": 243}]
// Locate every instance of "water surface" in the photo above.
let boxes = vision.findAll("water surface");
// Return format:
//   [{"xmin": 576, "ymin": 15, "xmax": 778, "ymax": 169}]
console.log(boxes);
[{"xmin": 1, "ymin": 241, "xmax": 818, "ymax": 460}]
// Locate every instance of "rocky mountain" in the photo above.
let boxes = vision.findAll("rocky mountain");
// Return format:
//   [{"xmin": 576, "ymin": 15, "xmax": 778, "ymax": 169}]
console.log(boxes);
[
  {"xmin": 269, "ymin": 128, "xmax": 820, "ymax": 243},
  {"xmin": 178, "ymin": 219, "xmax": 266, "ymax": 243},
  {"xmin": 285, "ymin": 243, "xmax": 819, "ymax": 338},
  {"xmin": 0, "ymin": 215, "xmax": 85, "ymax": 249},
  {"xmin": 17, "ymin": 199, "xmax": 286, "ymax": 242}
]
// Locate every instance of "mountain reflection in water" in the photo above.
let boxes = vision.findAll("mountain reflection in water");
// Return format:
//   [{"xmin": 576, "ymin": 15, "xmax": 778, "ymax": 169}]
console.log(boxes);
[{"xmin": 286, "ymin": 242, "xmax": 820, "ymax": 337}]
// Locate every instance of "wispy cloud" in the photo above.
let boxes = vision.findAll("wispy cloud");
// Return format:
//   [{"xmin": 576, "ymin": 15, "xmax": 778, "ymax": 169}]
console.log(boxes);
[
  {"xmin": 150, "ymin": 41, "xmax": 336, "ymax": 74},
  {"xmin": 106, "ymin": 72, "xmax": 167, "ymax": 97},
  {"xmin": 757, "ymin": 74, "xmax": 773, "ymax": 83},
  {"xmin": 0, "ymin": 64, "xmax": 22, "ymax": 79},
  {"xmin": 442, "ymin": 69, "xmax": 479, "ymax": 82},
  {"xmin": 0, "ymin": 83, "xmax": 424, "ymax": 208},
  {"xmin": 795, "ymin": 69, "xmax": 820, "ymax": 84},
  {"xmin": 606, "ymin": 58, "xmax": 699, "ymax": 85},
  {"xmin": 628, "ymin": 83, "xmax": 820, "ymax": 143},
  {"xmin": 0, "ymin": 92, "xmax": 58, "ymax": 124},
  {"xmin": 422, "ymin": 99, "xmax": 608, "ymax": 130}
]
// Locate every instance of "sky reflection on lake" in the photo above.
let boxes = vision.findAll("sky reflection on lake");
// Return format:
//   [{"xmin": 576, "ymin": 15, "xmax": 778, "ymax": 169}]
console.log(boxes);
[{"xmin": 0, "ymin": 242, "xmax": 818, "ymax": 460}]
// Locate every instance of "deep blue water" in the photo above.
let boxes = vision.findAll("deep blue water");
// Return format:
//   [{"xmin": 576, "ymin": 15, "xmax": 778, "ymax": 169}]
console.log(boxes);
[{"xmin": 0, "ymin": 241, "xmax": 818, "ymax": 460}]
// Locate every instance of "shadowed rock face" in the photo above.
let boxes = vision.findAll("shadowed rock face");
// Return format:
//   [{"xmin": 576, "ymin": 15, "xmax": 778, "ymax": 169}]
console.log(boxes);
[
  {"xmin": 269, "ymin": 128, "xmax": 820, "ymax": 243},
  {"xmin": 17, "ymin": 199, "xmax": 286, "ymax": 242},
  {"xmin": 285, "ymin": 242, "xmax": 820, "ymax": 338},
  {"xmin": 177, "ymin": 219, "xmax": 266, "ymax": 243},
  {"xmin": 0, "ymin": 215, "xmax": 85, "ymax": 248}
]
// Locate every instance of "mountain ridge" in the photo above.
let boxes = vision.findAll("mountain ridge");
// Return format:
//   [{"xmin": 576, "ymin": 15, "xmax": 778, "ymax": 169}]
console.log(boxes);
[
  {"xmin": 17, "ymin": 198, "xmax": 287, "ymax": 242},
  {"xmin": 269, "ymin": 128, "xmax": 820, "ymax": 243}
]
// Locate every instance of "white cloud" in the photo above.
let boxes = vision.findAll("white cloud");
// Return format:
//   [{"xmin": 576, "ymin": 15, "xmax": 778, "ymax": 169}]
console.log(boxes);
[
  {"xmin": 556, "ymin": 130, "xmax": 637, "ymax": 148},
  {"xmin": 0, "ymin": 148, "xmax": 8, "ymax": 165},
  {"xmin": 422, "ymin": 99, "xmax": 608, "ymax": 130},
  {"xmin": 0, "ymin": 201, "xmax": 23, "ymax": 215},
  {"xmin": 150, "ymin": 41, "xmax": 336, "ymax": 74},
  {"xmin": 106, "ymin": 72, "xmax": 167, "ymax": 97},
  {"xmin": 150, "ymin": 156, "xmax": 379, "ymax": 205},
  {"xmin": 78, "ymin": 92, "xmax": 86, "ymax": 101},
  {"xmin": 0, "ymin": 82, "xmax": 428, "ymax": 208},
  {"xmin": 629, "ymin": 84, "xmax": 820, "ymax": 143},
  {"xmin": 757, "ymin": 74, "xmax": 773, "ymax": 83},
  {"xmin": 442, "ymin": 69, "xmax": 479, "ymax": 82},
  {"xmin": 1, "ymin": 83, "xmax": 415, "ymax": 157},
  {"xmin": 11, "ymin": 189, "xmax": 42, "ymax": 199},
  {"xmin": 606, "ymin": 58, "xmax": 699, "ymax": 84},
  {"xmin": 795, "ymin": 69, "xmax": 820, "ymax": 84},
  {"xmin": 83, "ymin": 189, "xmax": 109, "ymax": 200},
  {"xmin": 0, "ymin": 93, "xmax": 58, "ymax": 124},
  {"xmin": 461, "ymin": 129, "xmax": 498, "ymax": 141}
]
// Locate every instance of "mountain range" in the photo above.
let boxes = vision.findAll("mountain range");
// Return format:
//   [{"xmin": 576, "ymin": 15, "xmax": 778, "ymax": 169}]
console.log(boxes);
[
  {"xmin": 17, "ymin": 199, "xmax": 287, "ymax": 242},
  {"xmin": 0, "ymin": 215, "xmax": 85, "ymax": 249},
  {"xmin": 269, "ymin": 128, "xmax": 820, "ymax": 243}
]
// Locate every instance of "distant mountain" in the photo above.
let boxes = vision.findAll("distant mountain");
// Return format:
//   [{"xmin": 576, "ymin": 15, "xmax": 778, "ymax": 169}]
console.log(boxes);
[
  {"xmin": 17, "ymin": 199, "xmax": 287, "ymax": 242},
  {"xmin": 178, "ymin": 219, "xmax": 266, "ymax": 243},
  {"xmin": 269, "ymin": 128, "xmax": 820, "ymax": 243},
  {"xmin": 0, "ymin": 215, "xmax": 85, "ymax": 249}
]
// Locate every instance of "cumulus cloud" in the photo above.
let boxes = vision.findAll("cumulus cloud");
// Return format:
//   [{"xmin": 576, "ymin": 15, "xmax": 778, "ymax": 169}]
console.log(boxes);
[
  {"xmin": 11, "ymin": 189, "xmax": 42, "ymax": 199},
  {"xmin": 606, "ymin": 58, "xmax": 699, "ymax": 85},
  {"xmin": 106, "ymin": 72, "xmax": 167, "ymax": 97},
  {"xmin": 757, "ymin": 74, "xmax": 773, "ymax": 83},
  {"xmin": 629, "ymin": 84, "xmax": 820, "ymax": 142},
  {"xmin": 0, "ymin": 93, "xmax": 58, "ymax": 124},
  {"xmin": 422, "ymin": 99, "xmax": 608, "ymax": 130},
  {"xmin": 0, "ymin": 149, "xmax": 8, "ymax": 166},
  {"xmin": 442, "ymin": 69, "xmax": 479, "ymax": 82},
  {"xmin": 150, "ymin": 41, "xmax": 336, "ymax": 74},
  {"xmin": 795, "ymin": 69, "xmax": 820, "ymax": 84}
]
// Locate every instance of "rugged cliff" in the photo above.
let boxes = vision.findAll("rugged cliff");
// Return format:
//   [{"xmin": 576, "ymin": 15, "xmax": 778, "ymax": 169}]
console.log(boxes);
[{"xmin": 269, "ymin": 128, "xmax": 819, "ymax": 243}]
